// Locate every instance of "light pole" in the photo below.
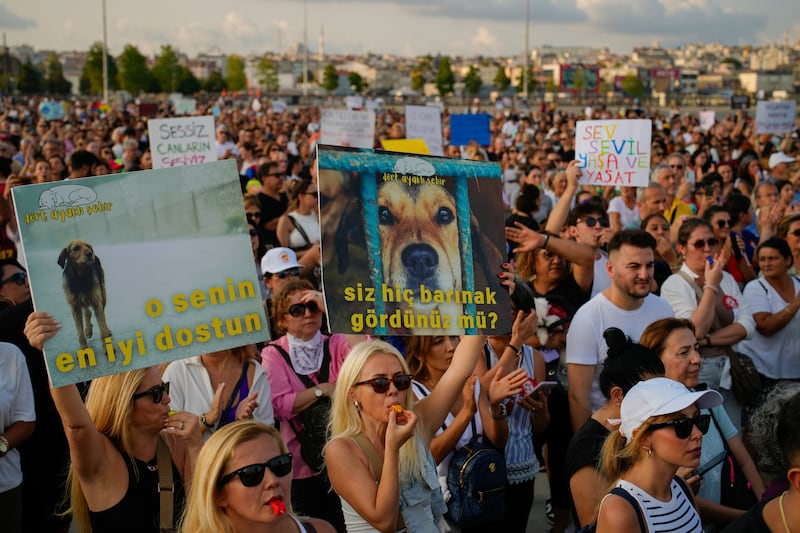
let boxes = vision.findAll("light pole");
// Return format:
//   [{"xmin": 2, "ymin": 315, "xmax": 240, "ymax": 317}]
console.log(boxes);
[
  {"xmin": 101, "ymin": 0, "xmax": 108, "ymax": 102},
  {"xmin": 523, "ymin": 0, "xmax": 530, "ymax": 100},
  {"xmin": 302, "ymin": 0, "xmax": 308, "ymax": 98}
]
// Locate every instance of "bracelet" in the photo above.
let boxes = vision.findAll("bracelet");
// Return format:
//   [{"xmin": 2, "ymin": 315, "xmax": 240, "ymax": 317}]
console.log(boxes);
[
  {"xmin": 491, "ymin": 402, "xmax": 509, "ymax": 420},
  {"xmin": 506, "ymin": 344, "xmax": 521, "ymax": 356},
  {"xmin": 199, "ymin": 414, "xmax": 215, "ymax": 430},
  {"xmin": 703, "ymin": 284, "xmax": 719, "ymax": 294},
  {"xmin": 541, "ymin": 233, "xmax": 551, "ymax": 249}
]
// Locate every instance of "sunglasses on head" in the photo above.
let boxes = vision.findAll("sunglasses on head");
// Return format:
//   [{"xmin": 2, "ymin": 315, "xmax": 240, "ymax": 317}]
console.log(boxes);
[
  {"xmin": 268, "ymin": 268, "xmax": 301, "ymax": 280},
  {"xmin": 132, "ymin": 382, "xmax": 170, "ymax": 403},
  {"xmin": 688, "ymin": 238, "xmax": 718, "ymax": 249},
  {"xmin": 218, "ymin": 453, "xmax": 293, "ymax": 487},
  {"xmin": 649, "ymin": 413, "xmax": 710, "ymax": 439},
  {"xmin": 354, "ymin": 374, "xmax": 413, "ymax": 393},
  {"xmin": 286, "ymin": 301, "xmax": 319, "ymax": 317},
  {"xmin": 715, "ymin": 220, "xmax": 730, "ymax": 229},
  {"xmin": 579, "ymin": 216, "xmax": 609, "ymax": 228},
  {"xmin": 0, "ymin": 271, "xmax": 27, "ymax": 288}
]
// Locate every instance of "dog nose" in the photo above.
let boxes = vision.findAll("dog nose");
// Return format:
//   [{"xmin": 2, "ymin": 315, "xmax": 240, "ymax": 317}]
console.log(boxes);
[{"xmin": 401, "ymin": 244, "xmax": 438, "ymax": 280}]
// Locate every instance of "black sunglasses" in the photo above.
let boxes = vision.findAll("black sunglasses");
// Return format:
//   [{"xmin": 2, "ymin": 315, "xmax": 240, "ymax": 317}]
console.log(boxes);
[
  {"xmin": 0, "ymin": 271, "xmax": 27, "ymax": 288},
  {"xmin": 578, "ymin": 216, "xmax": 609, "ymax": 228},
  {"xmin": 715, "ymin": 220, "xmax": 730, "ymax": 229},
  {"xmin": 287, "ymin": 301, "xmax": 319, "ymax": 317},
  {"xmin": 688, "ymin": 238, "xmax": 719, "ymax": 249},
  {"xmin": 650, "ymin": 414, "xmax": 711, "ymax": 439},
  {"xmin": 132, "ymin": 382, "xmax": 170, "ymax": 403},
  {"xmin": 354, "ymin": 374, "xmax": 413, "ymax": 394},
  {"xmin": 218, "ymin": 453, "xmax": 293, "ymax": 487},
  {"xmin": 267, "ymin": 268, "xmax": 301, "ymax": 280}
]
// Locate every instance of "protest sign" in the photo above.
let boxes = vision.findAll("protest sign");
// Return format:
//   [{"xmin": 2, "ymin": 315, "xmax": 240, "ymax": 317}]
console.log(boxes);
[
  {"xmin": 380, "ymin": 139, "xmax": 430, "ymax": 155},
  {"xmin": 449, "ymin": 114, "xmax": 491, "ymax": 146},
  {"xmin": 39, "ymin": 101, "xmax": 65, "ymax": 121},
  {"xmin": 755, "ymin": 101, "xmax": 797, "ymax": 134},
  {"xmin": 731, "ymin": 95, "xmax": 750, "ymax": 110},
  {"xmin": 174, "ymin": 98, "xmax": 197, "ymax": 116},
  {"xmin": 575, "ymin": 119, "xmax": 652, "ymax": 187},
  {"xmin": 699, "ymin": 110, "xmax": 716, "ymax": 131},
  {"xmin": 317, "ymin": 145, "xmax": 511, "ymax": 336},
  {"xmin": 405, "ymin": 105, "xmax": 444, "ymax": 156},
  {"xmin": 148, "ymin": 115, "xmax": 217, "ymax": 169},
  {"xmin": 320, "ymin": 109, "xmax": 376, "ymax": 149},
  {"xmin": 12, "ymin": 160, "xmax": 267, "ymax": 386},
  {"xmin": 345, "ymin": 96, "xmax": 364, "ymax": 110}
]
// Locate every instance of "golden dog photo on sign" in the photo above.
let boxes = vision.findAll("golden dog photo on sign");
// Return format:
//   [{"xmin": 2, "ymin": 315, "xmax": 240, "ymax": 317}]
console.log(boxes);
[{"xmin": 57, "ymin": 239, "xmax": 112, "ymax": 348}]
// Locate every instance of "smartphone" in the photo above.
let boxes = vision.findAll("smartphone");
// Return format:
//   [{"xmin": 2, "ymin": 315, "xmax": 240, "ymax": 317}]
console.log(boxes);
[{"xmin": 525, "ymin": 381, "xmax": 558, "ymax": 398}]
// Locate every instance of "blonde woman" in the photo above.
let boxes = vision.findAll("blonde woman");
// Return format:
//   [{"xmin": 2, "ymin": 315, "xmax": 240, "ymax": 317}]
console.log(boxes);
[
  {"xmin": 181, "ymin": 420, "xmax": 335, "ymax": 533},
  {"xmin": 24, "ymin": 312, "xmax": 203, "ymax": 533},
  {"xmin": 595, "ymin": 378, "xmax": 722, "ymax": 533},
  {"xmin": 324, "ymin": 336, "xmax": 491, "ymax": 533}
]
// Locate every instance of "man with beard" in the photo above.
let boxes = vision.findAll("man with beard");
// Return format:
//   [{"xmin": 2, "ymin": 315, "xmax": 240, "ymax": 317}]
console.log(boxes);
[{"xmin": 565, "ymin": 230, "xmax": 674, "ymax": 431}]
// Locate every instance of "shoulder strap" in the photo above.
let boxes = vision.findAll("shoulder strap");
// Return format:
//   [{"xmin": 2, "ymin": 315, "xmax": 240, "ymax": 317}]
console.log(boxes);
[
  {"xmin": 156, "ymin": 435, "xmax": 174, "ymax": 532},
  {"xmin": 299, "ymin": 520, "xmax": 318, "ymax": 533},
  {"xmin": 708, "ymin": 408, "xmax": 732, "ymax": 454},
  {"xmin": 288, "ymin": 215, "xmax": 312, "ymax": 247},
  {"xmin": 351, "ymin": 433, "xmax": 384, "ymax": 483},
  {"xmin": 609, "ymin": 486, "xmax": 648, "ymax": 533},
  {"xmin": 673, "ymin": 475, "xmax": 695, "ymax": 504}
]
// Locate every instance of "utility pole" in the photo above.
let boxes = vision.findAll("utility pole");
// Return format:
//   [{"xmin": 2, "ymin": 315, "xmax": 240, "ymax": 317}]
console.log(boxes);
[
  {"xmin": 302, "ymin": 0, "xmax": 308, "ymax": 98},
  {"xmin": 102, "ymin": 0, "xmax": 109, "ymax": 102},
  {"xmin": 523, "ymin": 0, "xmax": 530, "ymax": 99},
  {"xmin": 3, "ymin": 33, "xmax": 9, "ymax": 96}
]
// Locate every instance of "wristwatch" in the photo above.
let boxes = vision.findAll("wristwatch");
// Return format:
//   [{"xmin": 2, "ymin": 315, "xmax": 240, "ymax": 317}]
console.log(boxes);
[
  {"xmin": 0, "ymin": 435, "xmax": 9, "ymax": 457},
  {"xmin": 314, "ymin": 387, "xmax": 324, "ymax": 398},
  {"xmin": 199, "ymin": 414, "xmax": 214, "ymax": 430}
]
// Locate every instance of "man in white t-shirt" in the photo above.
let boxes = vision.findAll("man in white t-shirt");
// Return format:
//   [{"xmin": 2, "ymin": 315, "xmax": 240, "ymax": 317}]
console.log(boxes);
[{"xmin": 566, "ymin": 229, "xmax": 674, "ymax": 431}]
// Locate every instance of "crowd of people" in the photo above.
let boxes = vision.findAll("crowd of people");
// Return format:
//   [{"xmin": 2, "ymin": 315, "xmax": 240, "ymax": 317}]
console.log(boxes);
[{"xmin": 1, "ymin": 94, "xmax": 800, "ymax": 533}]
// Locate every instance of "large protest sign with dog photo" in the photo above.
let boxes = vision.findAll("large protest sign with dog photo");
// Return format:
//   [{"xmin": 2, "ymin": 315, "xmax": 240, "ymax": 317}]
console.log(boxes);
[
  {"xmin": 316, "ymin": 144, "xmax": 511, "ymax": 336},
  {"xmin": 12, "ymin": 160, "xmax": 268, "ymax": 386}
]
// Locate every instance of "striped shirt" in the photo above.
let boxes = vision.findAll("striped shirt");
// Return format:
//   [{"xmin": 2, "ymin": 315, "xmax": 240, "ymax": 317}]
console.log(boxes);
[{"xmin": 615, "ymin": 478, "xmax": 702, "ymax": 533}]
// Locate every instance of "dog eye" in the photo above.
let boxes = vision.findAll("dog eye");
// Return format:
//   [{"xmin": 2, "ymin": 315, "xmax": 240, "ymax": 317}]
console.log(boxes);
[
  {"xmin": 378, "ymin": 206, "xmax": 395, "ymax": 225},
  {"xmin": 436, "ymin": 207, "xmax": 454, "ymax": 225}
]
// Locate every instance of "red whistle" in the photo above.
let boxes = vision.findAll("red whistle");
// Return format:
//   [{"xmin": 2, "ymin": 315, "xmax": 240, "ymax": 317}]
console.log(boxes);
[{"xmin": 269, "ymin": 499, "xmax": 286, "ymax": 515}]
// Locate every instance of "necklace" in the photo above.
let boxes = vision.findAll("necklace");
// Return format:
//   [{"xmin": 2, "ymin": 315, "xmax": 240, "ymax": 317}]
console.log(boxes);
[
  {"xmin": 780, "ymin": 491, "xmax": 791, "ymax": 533},
  {"xmin": 145, "ymin": 459, "xmax": 158, "ymax": 472}
]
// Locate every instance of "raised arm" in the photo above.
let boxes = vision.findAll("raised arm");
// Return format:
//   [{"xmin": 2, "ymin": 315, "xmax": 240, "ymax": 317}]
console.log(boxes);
[{"xmin": 545, "ymin": 160, "xmax": 581, "ymax": 233}]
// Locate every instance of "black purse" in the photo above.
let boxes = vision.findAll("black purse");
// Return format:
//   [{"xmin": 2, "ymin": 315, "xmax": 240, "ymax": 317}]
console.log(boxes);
[{"xmin": 709, "ymin": 409, "xmax": 757, "ymax": 510}]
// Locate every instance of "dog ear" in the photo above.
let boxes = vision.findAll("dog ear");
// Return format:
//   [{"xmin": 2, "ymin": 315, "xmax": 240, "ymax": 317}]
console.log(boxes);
[
  {"xmin": 57, "ymin": 247, "xmax": 69, "ymax": 269},
  {"xmin": 470, "ymin": 213, "xmax": 504, "ymax": 293},
  {"xmin": 93, "ymin": 256, "xmax": 105, "ymax": 283},
  {"xmin": 335, "ymin": 198, "xmax": 365, "ymax": 274}
]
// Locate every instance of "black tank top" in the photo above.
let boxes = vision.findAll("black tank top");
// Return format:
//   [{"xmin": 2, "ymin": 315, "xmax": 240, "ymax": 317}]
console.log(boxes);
[{"xmin": 88, "ymin": 449, "xmax": 185, "ymax": 532}]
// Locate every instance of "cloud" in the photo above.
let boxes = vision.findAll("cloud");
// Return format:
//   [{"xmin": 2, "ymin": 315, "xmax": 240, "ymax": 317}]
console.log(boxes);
[
  {"xmin": 471, "ymin": 26, "xmax": 498, "ymax": 50},
  {"xmin": 0, "ymin": 5, "xmax": 36, "ymax": 29}
]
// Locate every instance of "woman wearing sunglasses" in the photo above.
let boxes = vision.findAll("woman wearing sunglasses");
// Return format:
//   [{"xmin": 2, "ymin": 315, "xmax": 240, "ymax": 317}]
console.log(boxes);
[
  {"xmin": 595, "ymin": 377, "xmax": 723, "ymax": 533},
  {"xmin": 703, "ymin": 206, "xmax": 757, "ymax": 287},
  {"xmin": 181, "ymin": 420, "xmax": 335, "ymax": 533},
  {"xmin": 276, "ymin": 179, "xmax": 320, "ymax": 260},
  {"xmin": 261, "ymin": 279, "xmax": 352, "ymax": 531},
  {"xmin": 24, "ymin": 312, "xmax": 204, "ymax": 533},
  {"xmin": 325, "ymin": 336, "xmax": 487, "ymax": 533},
  {"xmin": 641, "ymin": 318, "xmax": 764, "ymax": 529},
  {"xmin": 661, "ymin": 218, "xmax": 752, "ymax": 431}
]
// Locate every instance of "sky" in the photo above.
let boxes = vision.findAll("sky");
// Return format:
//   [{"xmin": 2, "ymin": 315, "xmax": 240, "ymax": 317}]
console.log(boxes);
[{"xmin": 2, "ymin": 0, "xmax": 799, "ymax": 59}]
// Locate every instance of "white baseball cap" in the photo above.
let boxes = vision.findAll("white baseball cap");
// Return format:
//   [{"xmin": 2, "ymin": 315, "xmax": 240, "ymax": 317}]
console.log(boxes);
[
  {"xmin": 619, "ymin": 377, "xmax": 722, "ymax": 442},
  {"xmin": 261, "ymin": 247, "xmax": 302, "ymax": 275},
  {"xmin": 769, "ymin": 152, "xmax": 796, "ymax": 169}
]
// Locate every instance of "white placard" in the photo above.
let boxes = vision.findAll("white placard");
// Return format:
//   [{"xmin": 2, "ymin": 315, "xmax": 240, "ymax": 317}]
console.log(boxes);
[
  {"xmin": 405, "ymin": 105, "xmax": 444, "ymax": 156},
  {"xmin": 148, "ymin": 115, "xmax": 216, "ymax": 169},
  {"xmin": 345, "ymin": 96, "xmax": 364, "ymax": 110},
  {"xmin": 575, "ymin": 119, "xmax": 652, "ymax": 187},
  {"xmin": 699, "ymin": 110, "xmax": 716, "ymax": 131},
  {"xmin": 755, "ymin": 101, "xmax": 797, "ymax": 134},
  {"xmin": 173, "ymin": 98, "xmax": 197, "ymax": 116},
  {"xmin": 320, "ymin": 109, "xmax": 376, "ymax": 149}
]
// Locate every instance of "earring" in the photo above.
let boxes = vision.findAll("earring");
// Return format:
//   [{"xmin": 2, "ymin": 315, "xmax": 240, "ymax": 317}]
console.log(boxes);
[
  {"xmin": 643, "ymin": 446, "xmax": 652, "ymax": 457},
  {"xmin": 354, "ymin": 400, "xmax": 361, "ymax": 411}
]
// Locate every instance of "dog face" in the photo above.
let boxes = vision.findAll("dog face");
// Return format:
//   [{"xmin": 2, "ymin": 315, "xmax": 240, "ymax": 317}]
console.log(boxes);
[
  {"xmin": 57, "ymin": 240, "xmax": 96, "ymax": 270},
  {"xmin": 377, "ymin": 181, "xmax": 462, "ymax": 308}
]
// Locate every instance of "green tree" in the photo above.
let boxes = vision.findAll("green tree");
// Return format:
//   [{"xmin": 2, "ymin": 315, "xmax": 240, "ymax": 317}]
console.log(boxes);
[
  {"xmin": 81, "ymin": 41, "xmax": 118, "ymax": 95},
  {"xmin": 348, "ymin": 72, "xmax": 366, "ymax": 93},
  {"xmin": 256, "ymin": 58, "xmax": 280, "ymax": 93},
  {"xmin": 322, "ymin": 64, "xmax": 339, "ymax": 93},
  {"xmin": 410, "ymin": 55, "xmax": 433, "ymax": 92},
  {"xmin": 463, "ymin": 65, "xmax": 482, "ymax": 96},
  {"xmin": 621, "ymin": 74, "xmax": 644, "ymax": 99},
  {"xmin": 204, "ymin": 70, "xmax": 227, "ymax": 92},
  {"xmin": 493, "ymin": 66, "xmax": 510, "ymax": 91},
  {"xmin": 410, "ymin": 69, "xmax": 425, "ymax": 92},
  {"xmin": 175, "ymin": 66, "xmax": 201, "ymax": 94},
  {"xmin": 152, "ymin": 45, "xmax": 181, "ymax": 93},
  {"xmin": 44, "ymin": 52, "xmax": 72, "ymax": 94},
  {"xmin": 18, "ymin": 59, "xmax": 43, "ymax": 94},
  {"xmin": 515, "ymin": 66, "xmax": 538, "ymax": 94},
  {"xmin": 117, "ymin": 44, "xmax": 153, "ymax": 95},
  {"xmin": 721, "ymin": 57, "xmax": 743, "ymax": 69},
  {"xmin": 435, "ymin": 56, "xmax": 455, "ymax": 96},
  {"xmin": 225, "ymin": 55, "xmax": 247, "ymax": 91}
]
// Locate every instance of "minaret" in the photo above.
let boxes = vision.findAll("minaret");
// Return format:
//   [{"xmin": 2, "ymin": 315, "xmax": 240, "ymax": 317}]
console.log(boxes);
[{"xmin": 319, "ymin": 25, "xmax": 324, "ymax": 62}]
